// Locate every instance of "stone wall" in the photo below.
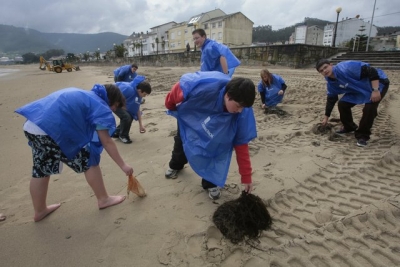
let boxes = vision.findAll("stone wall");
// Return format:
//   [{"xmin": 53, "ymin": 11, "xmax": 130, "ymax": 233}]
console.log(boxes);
[{"xmin": 125, "ymin": 44, "xmax": 342, "ymax": 69}]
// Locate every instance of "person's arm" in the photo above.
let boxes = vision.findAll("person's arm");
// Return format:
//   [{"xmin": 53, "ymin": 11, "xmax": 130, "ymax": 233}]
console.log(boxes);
[
  {"xmin": 278, "ymin": 83, "xmax": 287, "ymax": 95},
  {"xmin": 137, "ymin": 108, "xmax": 145, "ymax": 133},
  {"xmin": 220, "ymin": 56, "xmax": 228, "ymax": 74},
  {"xmin": 322, "ymin": 95, "xmax": 338, "ymax": 125},
  {"xmin": 234, "ymin": 144, "xmax": 253, "ymax": 193},
  {"xmin": 360, "ymin": 65, "xmax": 381, "ymax": 102},
  {"xmin": 257, "ymin": 83, "xmax": 266, "ymax": 107},
  {"xmin": 165, "ymin": 82, "xmax": 184, "ymax": 110},
  {"xmin": 97, "ymin": 130, "xmax": 133, "ymax": 176}
]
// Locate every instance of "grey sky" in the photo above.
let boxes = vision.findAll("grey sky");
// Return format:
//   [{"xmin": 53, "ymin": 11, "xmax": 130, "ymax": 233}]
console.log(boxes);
[{"xmin": 1, "ymin": 0, "xmax": 399, "ymax": 35}]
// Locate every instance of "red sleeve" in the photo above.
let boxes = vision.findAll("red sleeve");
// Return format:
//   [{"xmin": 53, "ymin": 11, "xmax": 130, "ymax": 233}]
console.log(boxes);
[
  {"xmin": 234, "ymin": 144, "xmax": 252, "ymax": 184},
  {"xmin": 165, "ymin": 82, "xmax": 184, "ymax": 110}
]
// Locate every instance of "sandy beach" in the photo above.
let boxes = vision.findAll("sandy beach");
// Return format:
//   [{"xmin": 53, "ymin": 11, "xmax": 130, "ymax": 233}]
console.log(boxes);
[{"xmin": 1, "ymin": 63, "xmax": 400, "ymax": 267}]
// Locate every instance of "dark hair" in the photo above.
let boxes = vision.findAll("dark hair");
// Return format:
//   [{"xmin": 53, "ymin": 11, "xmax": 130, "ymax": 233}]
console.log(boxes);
[
  {"xmin": 224, "ymin": 78, "xmax": 256, "ymax": 107},
  {"xmin": 104, "ymin": 84, "xmax": 125, "ymax": 108},
  {"xmin": 137, "ymin": 81, "xmax": 152, "ymax": 94},
  {"xmin": 192, "ymin": 28, "xmax": 206, "ymax": 38},
  {"xmin": 131, "ymin": 63, "xmax": 138, "ymax": 69},
  {"xmin": 315, "ymin": 59, "xmax": 331, "ymax": 71}
]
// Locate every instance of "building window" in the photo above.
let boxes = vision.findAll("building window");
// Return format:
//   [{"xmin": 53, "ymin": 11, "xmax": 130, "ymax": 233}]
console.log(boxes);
[
  {"xmin": 218, "ymin": 32, "xmax": 222, "ymax": 40},
  {"xmin": 204, "ymin": 23, "xmax": 208, "ymax": 29},
  {"xmin": 212, "ymin": 23, "xmax": 216, "ymax": 28},
  {"xmin": 218, "ymin": 21, "xmax": 222, "ymax": 27},
  {"xmin": 171, "ymin": 32, "xmax": 175, "ymax": 39},
  {"xmin": 212, "ymin": 33, "xmax": 216, "ymax": 39},
  {"xmin": 185, "ymin": 29, "xmax": 188, "ymax": 34},
  {"xmin": 178, "ymin": 31, "xmax": 181, "ymax": 36}
]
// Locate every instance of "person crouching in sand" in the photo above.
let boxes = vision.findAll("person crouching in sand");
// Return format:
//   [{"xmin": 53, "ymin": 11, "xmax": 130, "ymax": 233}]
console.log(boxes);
[{"xmin": 15, "ymin": 84, "xmax": 133, "ymax": 222}]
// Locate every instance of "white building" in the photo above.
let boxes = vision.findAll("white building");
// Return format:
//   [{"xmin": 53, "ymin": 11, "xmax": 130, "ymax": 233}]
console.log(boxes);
[
  {"xmin": 323, "ymin": 18, "xmax": 378, "ymax": 47},
  {"xmin": 294, "ymin": 25, "xmax": 324, "ymax": 45}
]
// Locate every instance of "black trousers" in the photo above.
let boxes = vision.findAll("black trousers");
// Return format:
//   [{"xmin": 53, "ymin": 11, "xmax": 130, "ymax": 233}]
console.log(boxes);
[
  {"xmin": 113, "ymin": 108, "xmax": 133, "ymax": 138},
  {"xmin": 169, "ymin": 123, "xmax": 217, "ymax": 189},
  {"xmin": 338, "ymin": 83, "xmax": 389, "ymax": 140}
]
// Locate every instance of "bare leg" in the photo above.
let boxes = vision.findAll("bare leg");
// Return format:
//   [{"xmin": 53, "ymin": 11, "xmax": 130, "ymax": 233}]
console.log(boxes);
[
  {"xmin": 30, "ymin": 176, "xmax": 61, "ymax": 222},
  {"xmin": 84, "ymin": 165, "xmax": 126, "ymax": 209}
]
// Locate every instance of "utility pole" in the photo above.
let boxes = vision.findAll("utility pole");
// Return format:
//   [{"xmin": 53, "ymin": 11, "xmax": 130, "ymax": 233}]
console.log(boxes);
[{"xmin": 366, "ymin": 0, "xmax": 377, "ymax": 51}]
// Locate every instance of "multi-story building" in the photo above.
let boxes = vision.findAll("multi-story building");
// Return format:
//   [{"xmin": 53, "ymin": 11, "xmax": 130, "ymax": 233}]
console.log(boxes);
[
  {"xmin": 294, "ymin": 25, "xmax": 323, "ymax": 45},
  {"xmin": 123, "ymin": 8, "xmax": 253, "ymax": 55},
  {"xmin": 323, "ymin": 17, "xmax": 377, "ymax": 47}
]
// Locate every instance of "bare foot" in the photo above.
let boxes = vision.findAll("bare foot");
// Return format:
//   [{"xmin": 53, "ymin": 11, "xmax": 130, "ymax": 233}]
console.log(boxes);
[
  {"xmin": 98, "ymin": 195, "xmax": 126, "ymax": 210},
  {"xmin": 0, "ymin": 213, "xmax": 6, "ymax": 221},
  {"xmin": 34, "ymin": 203, "xmax": 61, "ymax": 222}
]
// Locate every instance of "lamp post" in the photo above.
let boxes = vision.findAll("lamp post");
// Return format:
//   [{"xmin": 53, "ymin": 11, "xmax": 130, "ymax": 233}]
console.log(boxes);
[
  {"xmin": 332, "ymin": 7, "xmax": 342, "ymax": 47},
  {"xmin": 140, "ymin": 35, "xmax": 143, "ymax": 56},
  {"xmin": 366, "ymin": 0, "xmax": 377, "ymax": 51}
]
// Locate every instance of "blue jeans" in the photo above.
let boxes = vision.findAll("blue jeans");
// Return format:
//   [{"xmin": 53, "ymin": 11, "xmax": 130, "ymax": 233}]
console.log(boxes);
[{"xmin": 113, "ymin": 108, "xmax": 133, "ymax": 138}]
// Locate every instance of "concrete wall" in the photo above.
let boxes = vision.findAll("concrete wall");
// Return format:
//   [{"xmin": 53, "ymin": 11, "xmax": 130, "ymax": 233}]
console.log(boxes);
[{"xmin": 124, "ymin": 44, "xmax": 340, "ymax": 69}]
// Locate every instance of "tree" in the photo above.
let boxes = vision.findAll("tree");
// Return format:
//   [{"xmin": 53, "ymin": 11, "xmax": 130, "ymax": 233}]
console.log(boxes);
[
  {"xmin": 155, "ymin": 37, "xmax": 159, "ymax": 55},
  {"xmin": 22, "ymin": 52, "xmax": 40, "ymax": 64},
  {"xmin": 94, "ymin": 50, "xmax": 100, "ymax": 61},
  {"xmin": 114, "ymin": 43, "xmax": 127, "ymax": 58}
]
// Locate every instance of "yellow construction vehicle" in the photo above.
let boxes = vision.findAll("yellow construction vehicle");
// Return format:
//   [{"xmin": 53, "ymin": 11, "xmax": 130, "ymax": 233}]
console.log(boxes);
[{"xmin": 39, "ymin": 56, "xmax": 80, "ymax": 73}]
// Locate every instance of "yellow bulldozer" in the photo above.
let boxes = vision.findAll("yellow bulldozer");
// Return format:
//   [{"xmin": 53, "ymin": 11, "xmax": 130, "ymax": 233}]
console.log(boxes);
[{"xmin": 39, "ymin": 56, "xmax": 80, "ymax": 73}]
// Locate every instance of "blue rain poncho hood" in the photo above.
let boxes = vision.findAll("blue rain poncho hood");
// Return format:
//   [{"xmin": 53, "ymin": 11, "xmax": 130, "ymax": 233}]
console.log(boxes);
[
  {"xmin": 116, "ymin": 75, "xmax": 146, "ymax": 120},
  {"xmin": 257, "ymin": 74, "xmax": 286, "ymax": 107},
  {"xmin": 15, "ymin": 85, "xmax": 116, "ymax": 163},
  {"xmin": 326, "ymin": 61, "xmax": 388, "ymax": 104},
  {"xmin": 200, "ymin": 39, "xmax": 240, "ymax": 75},
  {"xmin": 168, "ymin": 71, "xmax": 257, "ymax": 187},
  {"xmin": 113, "ymin": 64, "xmax": 138, "ymax": 82}
]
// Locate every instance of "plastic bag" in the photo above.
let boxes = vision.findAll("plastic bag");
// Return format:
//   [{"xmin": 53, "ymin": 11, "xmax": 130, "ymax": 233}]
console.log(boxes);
[{"xmin": 127, "ymin": 174, "xmax": 146, "ymax": 197}]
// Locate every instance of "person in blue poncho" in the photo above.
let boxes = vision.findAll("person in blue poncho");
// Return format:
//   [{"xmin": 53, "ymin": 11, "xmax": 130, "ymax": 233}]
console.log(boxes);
[
  {"xmin": 113, "ymin": 76, "xmax": 152, "ymax": 144},
  {"xmin": 192, "ymin": 29, "xmax": 240, "ymax": 77},
  {"xmin": 316, "ymin": 59, "xmax": 390, "ymax": 147},
  {"xmin": 113, "ymin": 63, "xmax": 138, "ymax": 82},
  {"xmin": 15, "ymin": 84, "xmax": 134, "ymax": 222},
  {"xmin": 164, "ymin": 71, "xmax": 257, "ymax": 200},
  {"xmin": 258, "ymin": 68, "xmax": 287, "ymax": 110}
]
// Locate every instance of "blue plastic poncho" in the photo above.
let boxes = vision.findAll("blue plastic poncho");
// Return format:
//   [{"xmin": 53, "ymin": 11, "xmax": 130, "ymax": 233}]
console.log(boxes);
[
  {"xmin": 15, "ymin": 85, "xmax": 116, "ymax": 166},
  {"xmin": 116, "ymin": 75, "xmax": 145, "ymax": 120},
  {"xmin": 326, "ymin": 61, "xmax": 388, "ymax": 104},
  {"xmin": 200, "ymin": 39, "xmax": 241, "ymax": 76},
  {"xmin": 257, "ymin": 74, "xmax": 286, "ymax": 107},
  {"xmin": 169, "ymin": 71, "xmax": 257, "ymax": 187},
  {"xmin": 114, "ymin": 65, "xmax": 138, "ymax": 82}
]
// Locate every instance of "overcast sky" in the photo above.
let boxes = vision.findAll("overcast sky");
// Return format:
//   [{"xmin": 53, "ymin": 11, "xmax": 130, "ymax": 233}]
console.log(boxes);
[{"xmin": 1, "ymin": 0, "xmax": 399, "ymax": 36}]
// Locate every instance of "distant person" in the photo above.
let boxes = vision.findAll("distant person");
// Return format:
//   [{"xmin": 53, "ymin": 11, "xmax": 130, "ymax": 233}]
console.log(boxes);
[
  {"xmin": 15, "ymin": 84, "xmax": 134, "ymax": 222},
  {"xmin": 192, "ymin": 29, "xmax": 240, "ymax": 77},
  {"xmin": 258, "ymin": 69, "xmax": 287, "ymax": 110},
  {"xmin": 113, "ymin": 64, "xmax": 138, "ymax": 82},
  {"xmin": 316, "ymin": 59, "xmax": 390, "ymax": 147},
  {"xmin": 186, "ymin": 43, "xmax": 191, "ymax": 54},
  {"xmin": 164, "ymin": 71, "xmax": 256, "ymax": 200},
  {"xmin": 112, "ymin": 76, "xmax": 152, "ymax": 144}
]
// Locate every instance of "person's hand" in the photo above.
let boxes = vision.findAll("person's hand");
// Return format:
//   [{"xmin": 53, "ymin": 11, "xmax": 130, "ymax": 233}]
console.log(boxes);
[
  {"xmin": 371, "ymin": 91, "xmax": 381, "ymax": 103},
  {"xmin": 121, "ymin": 164, "xmax": 133, "ymax": 176},
  {"xmin": 242, "ymin": 183, "xmax": 253, "ymax": 194},
  {"xmin": 278, "ymin": 90, "xmax": 284, "ymax": 96},
  {"xmin": 321, "ymin": 116, "xmax": 329, "ymax": 126},
  {"xmin": 139, "ymin": 126, "xmax": 146, "ymax": 134}
]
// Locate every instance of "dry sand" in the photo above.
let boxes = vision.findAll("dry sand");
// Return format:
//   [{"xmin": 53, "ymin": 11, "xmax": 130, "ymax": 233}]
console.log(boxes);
[{"xmin": 0, "ymin": 63, "xmax": 400, "ymax": 267}]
